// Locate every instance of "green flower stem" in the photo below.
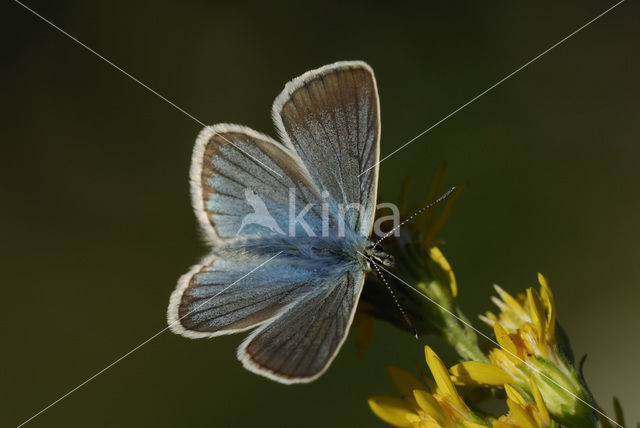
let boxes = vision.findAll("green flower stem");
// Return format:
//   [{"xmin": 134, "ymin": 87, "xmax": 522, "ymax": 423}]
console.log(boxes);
[{"xmin": 417, "ymin": 280, "xmax": 488, "ymax": 363}]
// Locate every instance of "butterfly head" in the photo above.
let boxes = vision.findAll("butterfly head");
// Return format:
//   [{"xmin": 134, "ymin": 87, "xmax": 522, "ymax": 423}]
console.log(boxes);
[{"xmin": 363, "ymin": 243, "xmax": 394, "ymax": 271}]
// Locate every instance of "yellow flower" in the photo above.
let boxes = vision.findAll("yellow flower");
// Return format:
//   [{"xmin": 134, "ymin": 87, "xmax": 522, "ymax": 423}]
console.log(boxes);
[
  {"xmin": 369, "ymin": 346, "xmax": 554, "ymax": 427},
  {"xmin": 460, "ymin": 274, "xmax": 597, "ymax": 427},
  {"xmin": 365, "ymin": 166, "xmax": 627, "ymax": 428},
  {"xmin": 492, "ymin": 380, "xmax": 551, "ymax": 428},
  {"xmin": 479, "ymin": 273, "xmax": 556, "ymax": 360},
  {"xmin": 368, "ymin": 346, "xmax": 487, "ymax": 428}
]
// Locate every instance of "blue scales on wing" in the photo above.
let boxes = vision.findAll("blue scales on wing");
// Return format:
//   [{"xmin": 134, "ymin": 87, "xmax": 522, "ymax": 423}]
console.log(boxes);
[
  {"xmin": 191, "ymin": 124, "xmax": 329, "ymax": 242},
  {"xmin": 168, "ymin": 61, "xmax": 381, "ymax": 383},
  {"xmin": 273, "ymin": 61, "xmax": 380, "ymax": 237},
  {"xmin": 168, "ymin": 238, "xmax": 366, "ymax": 382}
]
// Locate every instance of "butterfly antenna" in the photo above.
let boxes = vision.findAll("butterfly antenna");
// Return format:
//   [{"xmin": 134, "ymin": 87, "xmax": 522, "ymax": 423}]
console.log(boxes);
[
  {"xmin": 369, "ymin": 258, "xmax": 419, "ymax": 339},
  {"xmin": 374, "ymin": 186, "xmax": 457, "ymax": 247}
]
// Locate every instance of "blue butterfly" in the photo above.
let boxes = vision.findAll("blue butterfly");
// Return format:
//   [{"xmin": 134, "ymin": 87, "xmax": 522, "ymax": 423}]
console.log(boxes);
[{"xmin": 167, "ymin": 61, "xmax": 390, "ymax": 383}]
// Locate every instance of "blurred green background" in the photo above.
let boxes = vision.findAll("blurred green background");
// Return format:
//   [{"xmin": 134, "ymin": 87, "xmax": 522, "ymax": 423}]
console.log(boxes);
[{"xmin": 4, "ymin": 1, "xmax": 639, "ymax": 426}]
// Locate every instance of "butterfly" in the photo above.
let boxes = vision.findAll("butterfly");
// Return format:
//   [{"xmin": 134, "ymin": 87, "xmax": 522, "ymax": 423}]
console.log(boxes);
[{"xmin": 167, "ymin": 61, "xmax": 391, "ymax": 384}]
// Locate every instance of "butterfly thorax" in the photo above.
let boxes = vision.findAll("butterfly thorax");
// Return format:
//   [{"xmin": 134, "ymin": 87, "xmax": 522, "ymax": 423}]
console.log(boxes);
[{"xmin": 218, "ymin": 235, "xmax": 385, "ymax": 272}]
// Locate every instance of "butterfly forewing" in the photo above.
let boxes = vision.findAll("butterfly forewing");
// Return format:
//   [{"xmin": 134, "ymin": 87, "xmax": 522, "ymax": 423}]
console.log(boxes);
[
  {"xmin": 192, "ymin": 124, "xmax": 325, "ymax": 242},
  {"xmin": 273, "ymin": 61, "xmax": 380, "ymax": 236}
]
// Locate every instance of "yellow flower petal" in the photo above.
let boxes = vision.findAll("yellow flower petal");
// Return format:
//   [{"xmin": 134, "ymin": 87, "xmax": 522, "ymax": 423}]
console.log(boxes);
[
  {"xmin": 519, "ymin": 323, "xmax": 541, "ymax": 356},
  {"xmin": 450, "ymin": 361, "xmax": 513, "ymax": 386},
  {"xmin": 463, "ymin": 422, "xmax": 489, "ymax": 428},
  {"xmin": 414, "ymin": 418, "xmax": 443, "ymax": 428},
  {"xmin": 504, "ymin": 385, "xmax": 526, "ymax": 405},
  {"xmin": 424, "ymin": 346, "xmax": 465, "ymax": 409},
  {"xmin": 537, "ymin": 273, "xmax": 556, "ymax": 341},
  {"xmin": 413, "ymin": 389, "xmax": 450, "ymax": 426},
  {"xmin": 405, "ymin": 413, "xmax": 422, "ymax": 424},
  {"xmin": 493, "ymin": 285, "xmax": 526, "ymax": 316},
  {"xmin": 368, "ymin": 396, "xmax": 416, "ymax": 428},
  {"xmin": 528, "ymin": 377, "xmax": 550, "ymax": 425},
  {"xmin": 388, "ymin": 366, "xmax": 426, "ymax": 398},
  {"xmin": 429, "ymin": 246, "xmax": 458, "ymax": 297},
  {"xmin": 479, "ymin": 313, "xmax": 497, "ymax": 327},
  {"xmin": 493, "ymin": 323, "xmax": 520, "ymax": 361},
  {"xmin": 526, "ymin": 288, "xmax": 546, "ymax": 342},
  {"xmin": 505, "ymin": 399, "xmax": 537, "ymax": 428}
]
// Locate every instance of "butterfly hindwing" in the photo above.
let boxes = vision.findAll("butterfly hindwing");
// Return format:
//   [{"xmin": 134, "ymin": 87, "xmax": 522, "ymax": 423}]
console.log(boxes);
[
  {"xmin": 169, "ymin": 247, "xmax": 317, "ymax": 338},
  {"xmin": 238, "ymin": 268, "xmax": 364, "ymax": 383}
]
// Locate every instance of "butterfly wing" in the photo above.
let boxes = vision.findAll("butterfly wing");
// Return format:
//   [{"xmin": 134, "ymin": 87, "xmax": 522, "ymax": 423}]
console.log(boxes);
[
  {"xmin": 238, "ymin": 267, "xmax": 364, "ymax": 383},
  {"xmin": 169, "ymin": 248, "xmax": 317, "ymax": 338},
  {"xmin": 191, "ymin": 123, "xmax": 325, "ymax": 243},
  {"xmin": 172, "ymin": 62, "xmax": 380, "ymax": 383},
  {"xmin": 272, "ymin": 61, "xmax": 380, "ymax": 237}
]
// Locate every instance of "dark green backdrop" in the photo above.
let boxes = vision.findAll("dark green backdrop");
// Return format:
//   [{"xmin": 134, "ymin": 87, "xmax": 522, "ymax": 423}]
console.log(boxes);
[{"xmin": 4, "ymin": 1, "xmax": 639, "ymax": 426}]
